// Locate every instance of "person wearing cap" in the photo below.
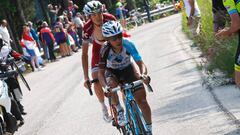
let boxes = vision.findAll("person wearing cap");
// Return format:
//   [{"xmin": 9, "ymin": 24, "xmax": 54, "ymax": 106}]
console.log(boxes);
[{"xmin": 40, "ymin": 22, "xmax": 56, "ymax": 62}]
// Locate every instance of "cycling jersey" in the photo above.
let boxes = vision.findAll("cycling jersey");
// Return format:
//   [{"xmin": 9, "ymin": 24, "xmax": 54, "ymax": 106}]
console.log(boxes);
[
  {"xmin": 99, "ymin": 38, "xmax": 142, "ymax": 70},
  {"xmin": 223, "ymin": 0, "xmax": 240, "ymax": 15},
  {"xmin": 83, "ymin": 13, "xmax": 116, "ymax": 71},
  {"xmin": 223, "ymin": 0, "xmax": 240, "ymax": 71}
]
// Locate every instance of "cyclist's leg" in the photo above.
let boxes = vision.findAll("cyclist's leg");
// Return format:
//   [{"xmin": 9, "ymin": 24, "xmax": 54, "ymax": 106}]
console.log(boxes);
[
  {"xmin": 91, "ymin": 69, "xmax": 105, "ymax": 104},
  {"xmin": 133, "ymin": 88, "xmax": 152, "ymax": 124},
  {"xmin": 105, "ymin": 70, "xmax": 122, "ymax": 110},
  {"xmin": 105, "ymin": 69, "xmax": 127, "ymax": 126},
  {"xmin": 92, "ymin": 68, "xmax": 112, "ymax": 122},
  {"xmin": 121, "ymin": 65, "xmax": 152, "ymax": 124}
]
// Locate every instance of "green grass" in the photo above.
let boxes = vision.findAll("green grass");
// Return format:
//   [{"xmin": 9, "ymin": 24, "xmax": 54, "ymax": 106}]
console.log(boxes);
[{"xmin": 182, "ymin": 0, "xmax": 238, "ymax": 78}]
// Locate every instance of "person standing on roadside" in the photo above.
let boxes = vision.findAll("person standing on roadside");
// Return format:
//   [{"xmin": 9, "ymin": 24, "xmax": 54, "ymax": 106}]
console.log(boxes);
[
  {"xmin": 48, "ymin": 4, "xmax": 61, "ymax": 27},
  {"xmin": 40, "ymin": 22, "xmax": 57, "ymax": 62},
  {"xmin": 0, "ymin": 19, "xmax": 12, "ymax": 48},
  {"xmin": 216, "ymin": 0, "xmax": 240, "ymax": 85},
  {"xmin": 183, "ymin": 0, "xmax": 201, "ymax": 37},
  {"xmin": 22, "ymin": 24, "xmax": 42, "ymax": 71},
  {"xmin": 73, "ymin": 12, "xmax": 84, "ymax": 49}
]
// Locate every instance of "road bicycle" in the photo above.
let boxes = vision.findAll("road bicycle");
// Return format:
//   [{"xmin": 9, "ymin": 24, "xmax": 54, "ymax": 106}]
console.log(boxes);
[{"xmin": 111, "ymin": 79, "xmax": 153, "ymax": 135}]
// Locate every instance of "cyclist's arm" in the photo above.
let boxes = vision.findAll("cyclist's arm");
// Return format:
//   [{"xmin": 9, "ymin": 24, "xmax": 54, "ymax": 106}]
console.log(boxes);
[
  {"xmin": 98, "ymin": 68, "xmax": 107, "ymax": 88},
  {"xmin": 216, "ymin": 0, "xmax": 240, "ymax": 37},
  {"xmin": 82, "ymin": 41, "xmax": 89, "ymax": 81},
  {"xmin": 124, "ymin": 39, "xmax": 147, "ymax": 75},
  {"xmin": 136, "ymin": 60, "xmax": 148, "ymax": 75},
  {"xmin": 98, "ymin": 46, "xmax": 109, "ymax": 88},
  {"xmin": 228, "ymin": 13, "xmax": 240, "ymax": 34}
]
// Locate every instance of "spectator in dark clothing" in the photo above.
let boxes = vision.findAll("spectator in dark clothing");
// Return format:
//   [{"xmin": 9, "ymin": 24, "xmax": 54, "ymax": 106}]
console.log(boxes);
[
  {"xmin": 212, "ymin": 0, "xmax": 228, "ymax": 33},
  {"xmin": 40, "ymin": 22, "xmax": 56, "ymax": 62}
]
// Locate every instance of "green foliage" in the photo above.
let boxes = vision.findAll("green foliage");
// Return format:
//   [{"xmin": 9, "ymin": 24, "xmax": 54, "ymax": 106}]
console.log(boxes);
[
  {"xmin": 21, "ymin": 0, "xmax": 36, "ymax": 21},
  {"xmin": 182, "ymin": 0, "xmax": 238, "ymax": 77},
  {"xmin": 0, "ymin": 1, "xmax": 16, "ymax": 11}
]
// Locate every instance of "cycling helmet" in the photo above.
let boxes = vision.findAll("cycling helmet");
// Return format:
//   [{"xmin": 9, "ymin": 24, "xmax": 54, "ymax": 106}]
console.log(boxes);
[
  {"xmin": 102, "ymin": 21, "xmax": 123, "ymax": 38},
  {"xmin": 83, "ymin": 1, "xmax": 103, "ymax": 16}
]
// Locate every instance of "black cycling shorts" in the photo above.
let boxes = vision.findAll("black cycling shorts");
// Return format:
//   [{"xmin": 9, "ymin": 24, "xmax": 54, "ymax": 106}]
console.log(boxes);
[{"xmin": 105, "ymin": 65, "xmax": 139, "ymax": 84}]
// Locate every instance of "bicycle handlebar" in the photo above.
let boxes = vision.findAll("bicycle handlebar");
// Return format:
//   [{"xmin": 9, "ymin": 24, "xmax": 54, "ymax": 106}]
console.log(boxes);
[
  {"xmin": 111, "ymin": 79, "xmax": 154, "ymax": 93},
  {"xmin": 86, "ymin": 78, "xmax": 99, "ymax": 96},
  {"xmin": 111, "ymin": 80, "xmax": 143, "ymax": 92}
]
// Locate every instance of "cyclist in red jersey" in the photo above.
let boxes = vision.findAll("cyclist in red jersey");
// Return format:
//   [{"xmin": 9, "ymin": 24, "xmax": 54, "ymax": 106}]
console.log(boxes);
[{"xmin": 82, "ymin": 1, "xmax": 116, "ymax": 122}]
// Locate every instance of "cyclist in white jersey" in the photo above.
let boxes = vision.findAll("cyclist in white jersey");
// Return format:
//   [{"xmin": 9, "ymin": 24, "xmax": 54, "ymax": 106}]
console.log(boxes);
[{"xmin": 98, "ymin": 21, "xmax": 152, "ymax": 134}]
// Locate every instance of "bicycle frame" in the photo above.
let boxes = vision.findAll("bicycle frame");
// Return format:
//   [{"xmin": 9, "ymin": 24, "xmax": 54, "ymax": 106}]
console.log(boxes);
[
  {"xmin": 124, "ymin": 86, "xmax": 148, "ymax": 134},
  {"xmin": 112, "ymin": 80, "xmax": 150, "ymax": 135}
]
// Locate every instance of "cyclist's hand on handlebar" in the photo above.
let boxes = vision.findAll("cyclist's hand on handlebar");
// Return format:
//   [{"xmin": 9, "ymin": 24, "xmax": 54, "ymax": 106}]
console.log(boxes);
[
  {"xmin": 84, "ymin": 79, "xmax": 92, "ymax": 89},
  {"xmin": 141, "ymin": 74, "xmax": 151, "ymax": 84},
  {"xmin": 103, "ymin": 86, "xmax": 112, "ymax": 97}
]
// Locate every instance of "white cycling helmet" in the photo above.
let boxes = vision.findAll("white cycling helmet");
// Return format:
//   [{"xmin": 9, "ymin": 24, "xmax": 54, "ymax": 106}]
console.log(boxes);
[
  {"xmin": 102, "ymin": 21, "xmax": 123, "ymax": 38},
  {"xmin": 83, "ymin": 1, "xmax": 103, "ymax": 16}
]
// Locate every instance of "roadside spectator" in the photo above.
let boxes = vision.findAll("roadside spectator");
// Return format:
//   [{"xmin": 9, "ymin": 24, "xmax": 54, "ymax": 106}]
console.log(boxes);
[
  {"xmin": 216, "ymin": 0, "xmax": 240, "ymax": 85},
  {"xmin": 27, "ymin": 21, "xmax": 42, "ymax": 52},
  {"xmin": 36, "ymin": 20, "xmax": 50, "ymax": 60},
  {"xmin": 48, "ymin": 4, "xmax": 61, "ymax": 27},
  {"xmin": 183, "ymin": 0, "xmax": 201, "ymax": 37},
  {"xmin": 54, "ymin": 25, "xmax": 70, "ymax": 57},
  {"xmin": 22, "ymin": 25, "xmax": 42, "ymax": 71},
  {"xmin": 212, "ymin": 0, "xmax": 228, "ymax": 33},
  {"xmin": 68, "ymin": 0, "xmax": 79, "ymax": 17},
  {"xmin": 20, "ymin": 40, "xmax": 44, "ymax": 72},
  {"xmin": 0, "ymin": 19, "xmax": 11, "ymax": 47},
  {"xmin": 115, "ymin": 0, "xmax": 128, "ymax": 29},
  {"xmin": 73, "ymin": 12, "xmax": 84, "ymax": 48},
  {"xmin": 67, "ymin": 23, "xmax": 79, "ymax": 51},
  {"xmin": 40, "ymin": 22, "xmax": 57, "ymax": 62}
]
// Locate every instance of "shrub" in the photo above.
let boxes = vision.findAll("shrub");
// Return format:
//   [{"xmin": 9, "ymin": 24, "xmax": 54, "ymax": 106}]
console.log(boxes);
[{"xmin": 182, "ymin": 0, "xmax": 238, "ymax": 78}]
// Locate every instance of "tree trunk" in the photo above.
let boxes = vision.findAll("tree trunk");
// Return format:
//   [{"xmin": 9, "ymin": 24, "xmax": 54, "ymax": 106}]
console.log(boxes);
[
  {"xmin": 15, "ymin": 0, "xmax": 26, "ymax": 23},
  {"xmin": 39, "ymin": 0, "xmax": 50, "ymax": 24}
]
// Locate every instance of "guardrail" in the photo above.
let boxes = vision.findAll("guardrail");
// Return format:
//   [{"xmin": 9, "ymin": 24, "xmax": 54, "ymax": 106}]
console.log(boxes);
[{"xmin": 126, "ymin": 5, "xmax": 175, "ymax": 25}]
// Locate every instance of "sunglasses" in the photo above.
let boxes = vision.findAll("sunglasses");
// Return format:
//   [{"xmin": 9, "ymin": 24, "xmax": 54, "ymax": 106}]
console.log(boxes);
[{"xmin": 107, "ymin": 34, "xmax": 122, "ymax": 41}]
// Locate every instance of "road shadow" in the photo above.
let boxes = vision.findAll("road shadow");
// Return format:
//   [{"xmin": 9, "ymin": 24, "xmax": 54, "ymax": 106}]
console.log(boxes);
[
  {"xmin": 160, "ymin": 58, "xmax": 193, "ymax": 70},
  {"xmin": 157, "ymin": 48, "xmax": 185, "ymax": 58},
  {"xmin": 152, "ymin": 77, "xmax": 235, "ymax": 134},
  {"xmin": 224, "ymin": 129, "xmax": 240, "ymax": 135}
]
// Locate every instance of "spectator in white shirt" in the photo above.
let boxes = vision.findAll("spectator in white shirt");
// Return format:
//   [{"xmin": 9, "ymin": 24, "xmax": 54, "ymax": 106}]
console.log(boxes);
[{"xmin": 0, "ymin": 19, "xmax": 11, "ymax": 47}]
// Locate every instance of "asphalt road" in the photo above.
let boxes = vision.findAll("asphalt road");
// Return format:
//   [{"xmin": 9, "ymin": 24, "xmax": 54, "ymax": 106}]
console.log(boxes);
[{"xmin": 15, "ymin": 14, "xmax": 239, "ymax": 135}]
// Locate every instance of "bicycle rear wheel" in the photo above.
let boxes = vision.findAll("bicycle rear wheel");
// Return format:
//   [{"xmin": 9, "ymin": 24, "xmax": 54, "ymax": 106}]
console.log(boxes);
[{"xmin": 130, "ymin": 101, "xmax": 148, "ymax": 135}]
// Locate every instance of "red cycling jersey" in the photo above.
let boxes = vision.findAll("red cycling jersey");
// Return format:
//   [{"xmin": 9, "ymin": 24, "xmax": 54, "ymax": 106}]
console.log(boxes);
[{"xmin": 83, "ymin": 13, "xmax": 116, "ymax": 71}]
